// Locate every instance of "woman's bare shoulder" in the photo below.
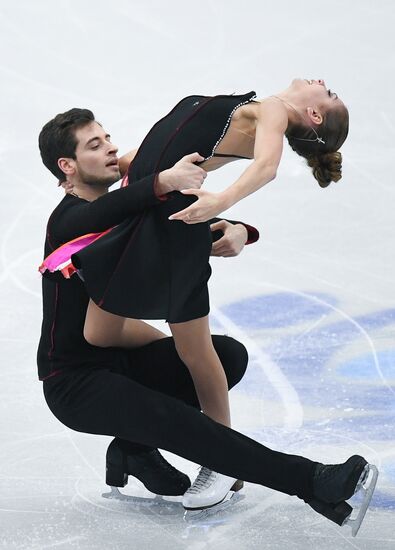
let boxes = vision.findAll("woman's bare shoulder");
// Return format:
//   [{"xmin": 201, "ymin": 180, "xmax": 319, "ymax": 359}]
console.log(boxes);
[{"xmin": 255, "ymin": 97, "xmax": 288, "ymax": 129}]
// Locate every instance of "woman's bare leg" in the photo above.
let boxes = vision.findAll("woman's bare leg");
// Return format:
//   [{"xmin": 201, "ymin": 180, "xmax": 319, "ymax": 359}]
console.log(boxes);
[
  {"xmin": 84, "ymin": 305, "xmax": 230, "ymax": 425},
  {"xmin": 83, "ymin": 299, "xmax": 167, "ymax": 348},
  {"xmin": 169, "ymin": 315, "xmax": 231, "ymax": 427}
]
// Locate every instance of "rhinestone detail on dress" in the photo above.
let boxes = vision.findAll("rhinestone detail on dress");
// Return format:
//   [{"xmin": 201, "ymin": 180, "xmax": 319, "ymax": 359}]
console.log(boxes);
[{"xmin": 203, "ymin": 94, "xmax": 257, "ymax": 162}]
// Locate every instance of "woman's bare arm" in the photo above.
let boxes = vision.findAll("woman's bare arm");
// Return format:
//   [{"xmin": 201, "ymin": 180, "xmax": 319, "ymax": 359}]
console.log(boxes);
[
  {"xmin": 118, "ymin": 148, "xmax": 138, "ymax": 177},
  {"xmin": 168, "ymin": 99, "xmax": 288, "ymax": 223}
]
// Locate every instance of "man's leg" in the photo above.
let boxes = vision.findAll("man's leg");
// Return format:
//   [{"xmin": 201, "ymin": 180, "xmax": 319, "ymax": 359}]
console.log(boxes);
[
  {"xmin": 43, "ymin": 364, "xmax": 316, "ymax": 501},
  {"xmin": 109, "ymin": 335, "xmax": 247, "ymax": 453},
  {"xmin": 103, "ymin": 335, "xmax": 248, "ymax": 493},
  {"xmin": 77, "ymin": 334, "xmax": 246, "ymax": 494},
  {"xmin": 44, "ymin": 364, "xmax": 374, "ymax": 529},
  {"xmin": 120, "ymin": 335, "xmax": 248, "ymax": 407}
]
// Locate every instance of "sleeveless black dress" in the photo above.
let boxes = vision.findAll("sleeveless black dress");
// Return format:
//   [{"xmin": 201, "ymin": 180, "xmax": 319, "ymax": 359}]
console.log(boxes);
[{"xmin": 72, "ymin": 92, "xmax": 256, "ymax": 323}]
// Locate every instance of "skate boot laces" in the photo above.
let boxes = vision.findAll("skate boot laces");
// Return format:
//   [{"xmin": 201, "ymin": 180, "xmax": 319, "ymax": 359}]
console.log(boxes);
[
  {"xmin": 187, "ymin": 467, "xmax": 216, "ymax": 494},
  {"xmin": 315, "ymin": 462, "xmax": 345, "ymax": 482},
  {"xmin": 313, "ymin": 455, "xmax": 368, "ymax": 504},
  {"xmin": 149, "ymin": 450, "xmax": 185, "ymax": 478}
]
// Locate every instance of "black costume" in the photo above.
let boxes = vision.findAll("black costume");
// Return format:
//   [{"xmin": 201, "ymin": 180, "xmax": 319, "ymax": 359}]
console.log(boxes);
[
  {"xmin": 72, "ymin": 92, "xmax": 258, "ymax": 322},
  {"xmin": 39, "ymin": 177, "xmax": 315, "ymax": 502},
  {"xmin": 38, "ymin": 187, "xmax": 257, "ymax": 381},
  {"xmin": 38, "ymin": 93, "xmax": 318, "ymax": 506},
  {"xmin": 37, "ymin": 94, "xmax": 371, "ymax": 524},
  {"xmin": 38, "ymin": 177, "xmax": 257, "ymax": 455}
]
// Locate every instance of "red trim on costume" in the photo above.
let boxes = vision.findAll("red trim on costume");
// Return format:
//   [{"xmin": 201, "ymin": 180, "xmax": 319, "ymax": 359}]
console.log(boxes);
[
  {"xmin": 121, "ymin": 173, "xmax": 129, "ymax": 188},
  {"xmin": 242, "ymin": 223, "xmax": 260, "ymax": 245},
  {"xmin": 122, "ymin": 170, "xmax": 167, "ymax": 200},
  {"xmin": 48, "ymin": 282, "xmax": 58, "ymax": 359},
  {"xmin": 39, "ymin": 228, "xmax": 114, "ymax": 278},
  {"xmin": 60, "ymin": 264, "xmax": 77, "ymax": 279},
  {"xmin": 40, "ymin": 369, "xmax": 64, "ymax": 381},
  {"xmin": 153, "ymin": 173, "xmax": 169, "ymax": 201},
  {"xmin": 48, "ymin": 282, "xmax": 59, "ymax": 363}
]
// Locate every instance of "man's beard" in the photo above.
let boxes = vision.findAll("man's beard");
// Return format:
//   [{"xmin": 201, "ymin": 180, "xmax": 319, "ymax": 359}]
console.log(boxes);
[{"xmin": 77, "ymin": 165, "xmax": 121, "ymax": 187}]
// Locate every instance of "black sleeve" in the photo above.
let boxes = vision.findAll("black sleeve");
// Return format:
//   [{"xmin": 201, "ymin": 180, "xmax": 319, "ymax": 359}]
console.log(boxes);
[
  {"xmin": 209, "ymin": 217, "xmax": 260, "ymax": 245},
  {"xmin": 51, "ymin": 174, "xmax": 161, "ymax": 244}
]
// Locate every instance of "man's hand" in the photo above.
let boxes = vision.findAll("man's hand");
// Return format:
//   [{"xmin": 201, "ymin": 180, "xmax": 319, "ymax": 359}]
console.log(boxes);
[
  {"xmin": 210, "ymin": 220, "xmax": 248, "ymax": 257},
  {"xmin": 157, "ymin": 152, "xmax": 207, "ymax": 194}
]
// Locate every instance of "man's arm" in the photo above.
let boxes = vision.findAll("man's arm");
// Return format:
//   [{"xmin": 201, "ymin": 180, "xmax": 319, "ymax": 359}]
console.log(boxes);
[
  {"xmin": 53, "ymin": 153, "xmax": 207, "ymax": 243},
  {"xmin": 53, "ymin": 174, "xmax": 163, "ymax": 243}
]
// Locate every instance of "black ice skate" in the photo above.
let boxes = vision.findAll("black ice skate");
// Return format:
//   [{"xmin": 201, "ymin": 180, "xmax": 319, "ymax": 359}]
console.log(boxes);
[
  {"xmin": 104, "ymin": 439, "xmax": 191, "ymax": 497},
  {"xmin": 308, "ymin": 454, "xmax": 378, "ymax": 537}
]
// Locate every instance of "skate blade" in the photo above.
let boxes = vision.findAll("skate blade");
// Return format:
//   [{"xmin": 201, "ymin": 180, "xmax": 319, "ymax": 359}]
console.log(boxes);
[
  {"xmin": 183, "ymin": 491, "xmax": 244, "ymax": 522},
  {"xmin": 102, "ymin": 486, "xmax": 141, "ymax": 501},
  {"xmin": 102, "ymin": 486, "xmax": 170, "ymax": 506},
  {"xmin": 343, "ymin": 464, "xmax": 379, "ymax": 537}
]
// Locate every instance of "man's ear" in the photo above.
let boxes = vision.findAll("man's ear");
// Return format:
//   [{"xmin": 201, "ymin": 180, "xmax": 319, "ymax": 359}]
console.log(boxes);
[
  {"xmin": 57, "ymin": 157, "xmax": 75, "ymax": 177},
  {"xmin": 306, "ymin": 107, "xmax": 323, "ymax": 126}
]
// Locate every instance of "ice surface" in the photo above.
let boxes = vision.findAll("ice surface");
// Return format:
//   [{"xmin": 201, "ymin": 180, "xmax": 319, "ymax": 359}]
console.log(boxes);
[{"xmin": 1, "ymin": 0, "xmax": 394, "ymax": 548}]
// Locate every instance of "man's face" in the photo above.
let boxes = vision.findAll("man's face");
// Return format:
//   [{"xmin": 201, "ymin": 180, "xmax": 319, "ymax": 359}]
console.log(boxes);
[{"xmin": 72, "ymin": 121, "xmax": 121, "ymax": 186}]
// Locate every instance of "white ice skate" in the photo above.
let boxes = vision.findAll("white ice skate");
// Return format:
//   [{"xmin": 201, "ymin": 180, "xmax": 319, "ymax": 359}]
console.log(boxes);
[{"xmin": 182, "ymin": 467, "xmax": 243, "ymax": 519}]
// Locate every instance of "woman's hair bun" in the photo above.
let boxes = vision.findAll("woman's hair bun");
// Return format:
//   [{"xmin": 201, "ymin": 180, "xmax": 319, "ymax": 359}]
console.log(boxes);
[{"xmin": 307, "ymin": 151, "xmax": 342, "ymax": 188}]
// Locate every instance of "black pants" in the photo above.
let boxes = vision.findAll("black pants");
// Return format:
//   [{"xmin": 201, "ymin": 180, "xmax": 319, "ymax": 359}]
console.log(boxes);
[{"xmin": 43, "ymin": 335, "xmax": 316, "ymax": 501}]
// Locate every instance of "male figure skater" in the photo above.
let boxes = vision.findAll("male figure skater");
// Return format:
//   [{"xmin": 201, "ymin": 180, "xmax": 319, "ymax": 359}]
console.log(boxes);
[{"xmin": 37, "ymin": 108, "xmax": 259, "ymax": 496}]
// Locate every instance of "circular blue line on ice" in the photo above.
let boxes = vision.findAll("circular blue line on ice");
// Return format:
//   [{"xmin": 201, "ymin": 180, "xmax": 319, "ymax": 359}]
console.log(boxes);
[
  {"xmin": 222, "ymin": 292, "xmax": 336, "ymax": 329},
  {"xmin": 337, "ymin": 350, "xmax": 395, "ymax": 381}
]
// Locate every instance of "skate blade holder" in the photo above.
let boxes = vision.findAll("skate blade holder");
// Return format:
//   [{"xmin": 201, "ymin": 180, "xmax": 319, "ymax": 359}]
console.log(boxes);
[
  {"xmin": 183, "ymin": 491, "xmax": 244, "ymax": 522},
  {"xmin": 102, "ymin": 486, "xmax": 167, "ymax": 505},
  {"xmin": 183, "ymin": 481, "xmax": 244, "ymax": 522},
  {"xmin": 343, "ymin": 464, "xmax": 379, "ymax": 537},
  {"xmin": 102, "ymin": 486, "xmax": 129, "ymax": 500}
]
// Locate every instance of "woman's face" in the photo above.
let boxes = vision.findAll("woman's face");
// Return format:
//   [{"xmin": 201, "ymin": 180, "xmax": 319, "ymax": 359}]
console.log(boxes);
[{"xmin": 290, "ymin": 78, "xmax": 343, "ymax": 111}]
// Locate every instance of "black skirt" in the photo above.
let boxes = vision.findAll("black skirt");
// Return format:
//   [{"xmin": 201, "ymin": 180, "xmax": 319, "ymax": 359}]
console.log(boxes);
[{"xmin": 72, "ymin": 92, "xmax": 256, "ymax": 323}]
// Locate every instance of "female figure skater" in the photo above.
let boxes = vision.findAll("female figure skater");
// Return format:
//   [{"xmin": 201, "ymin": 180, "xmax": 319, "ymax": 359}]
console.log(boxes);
[
  {"xmin": 72, "ymin": 78, "xmax": 351, "ymax": 508},
  {"xmin": 38, "ymin": 80, "xmax": 377, "ymax": 535}
]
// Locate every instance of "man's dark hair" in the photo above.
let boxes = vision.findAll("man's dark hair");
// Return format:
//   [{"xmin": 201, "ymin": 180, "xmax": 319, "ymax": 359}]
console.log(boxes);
[{"xmin": 38, "ymin": 108, "xmax": 95, "ymax": 181}]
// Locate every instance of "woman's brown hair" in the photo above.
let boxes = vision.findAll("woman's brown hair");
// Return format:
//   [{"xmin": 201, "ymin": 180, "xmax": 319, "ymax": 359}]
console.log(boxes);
[{"xmin": 286, "ymin": 104, "xmax": 349, "ymax": 188}]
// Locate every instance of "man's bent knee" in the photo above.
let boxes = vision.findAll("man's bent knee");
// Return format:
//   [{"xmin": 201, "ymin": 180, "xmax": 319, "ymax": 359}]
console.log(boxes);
[{"xmin": 212, "ymin": 335, "xmax": 248, "ymax": 389}]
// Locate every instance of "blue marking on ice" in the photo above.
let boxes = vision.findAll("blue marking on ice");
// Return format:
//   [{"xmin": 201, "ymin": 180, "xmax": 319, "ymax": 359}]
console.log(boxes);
[
  {"xmin": 222, "ymin": 292, "xmax": 337, "ymax": 329},
  {"xmin": 236, "ymin": 358, "xmax": 279, "ymax": 401},
  {"xmin": 224, "ymin": 292, "xmax": 395, "ymax": 444},
  {"xmin": 337, "ymin": 350, "xmax": 395, "ymax": 381},
  {"xmin": 353, "ymin": 308, "xmax": 395, "ymax": 331}
]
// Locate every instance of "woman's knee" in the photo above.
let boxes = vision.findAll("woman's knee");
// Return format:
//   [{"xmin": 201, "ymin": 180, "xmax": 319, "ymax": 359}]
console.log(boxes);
[
  {"xmin": 83, "ymin": 324, "xmax": 121, "ymax": 348},
  {"xmin": 212, "ymin": 335, "xmax": 248, "ymax": 388}
]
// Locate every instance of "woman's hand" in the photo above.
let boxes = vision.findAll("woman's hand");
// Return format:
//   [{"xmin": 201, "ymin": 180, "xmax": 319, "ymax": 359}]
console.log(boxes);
[
  {"xmin": 168, "ymin": 188, "xmax": 226, "ymax": 224},
  {"xmin": 158, "ymin": 153, "xmax": 207, "ymax": 194},
  {"xmin": 59, "ymin": 180, "xmax": 74, "ymax": 194}
]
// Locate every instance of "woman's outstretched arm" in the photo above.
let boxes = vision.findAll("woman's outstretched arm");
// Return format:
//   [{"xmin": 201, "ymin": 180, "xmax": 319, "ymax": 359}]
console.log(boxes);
[{"xmin": 168, "ymin": 99, "xmax": 288, "ymax": 224}]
